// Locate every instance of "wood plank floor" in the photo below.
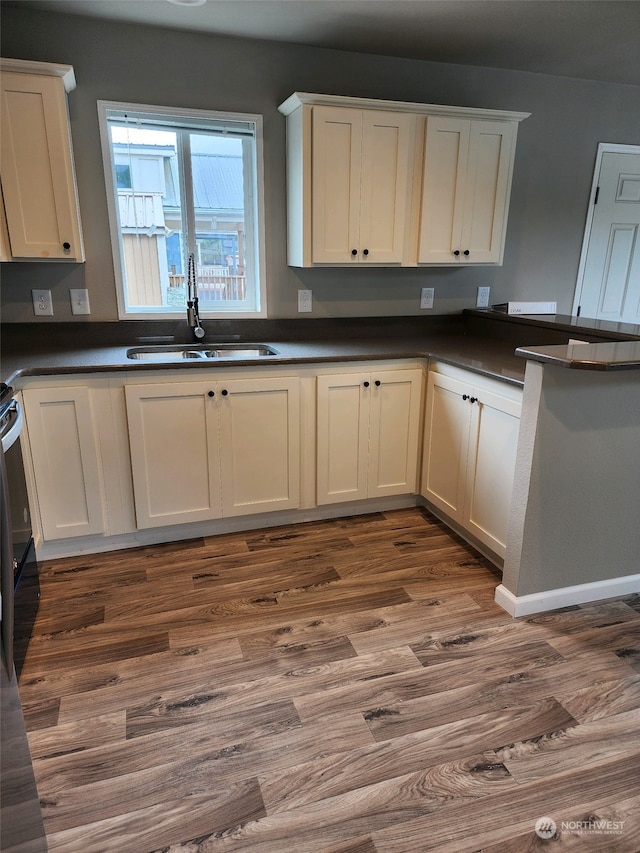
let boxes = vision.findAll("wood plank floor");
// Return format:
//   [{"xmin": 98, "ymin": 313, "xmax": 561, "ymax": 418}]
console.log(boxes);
[{"xmin": 15, "ymin": 507, "xmax": 640, "ymax": 853}]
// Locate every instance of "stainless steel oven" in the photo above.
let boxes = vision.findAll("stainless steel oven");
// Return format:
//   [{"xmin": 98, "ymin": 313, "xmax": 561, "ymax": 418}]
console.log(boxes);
[{"xmin": 1, "ymin": 383, "xmax": 38, "ymax": 679}]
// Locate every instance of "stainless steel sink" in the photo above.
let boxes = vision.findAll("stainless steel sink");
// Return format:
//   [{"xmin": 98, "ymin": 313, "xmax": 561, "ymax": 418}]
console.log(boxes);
[
  {"xmin": 204, "ymin": 345, "xmax": 278, "ymax": 359},
  {"xmin": 126, "ymin": 344, "xmax": 278, "ymax": 361}
]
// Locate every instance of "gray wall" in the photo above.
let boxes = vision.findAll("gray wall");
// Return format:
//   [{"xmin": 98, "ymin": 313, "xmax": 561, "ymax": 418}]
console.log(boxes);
[
  {"xmin": 2, "ymin": 5, "xmax": 639, "ymax": 323},
  {"xmin": 503, "ymin": 361, "xmax": 640, "ymax": 598}
]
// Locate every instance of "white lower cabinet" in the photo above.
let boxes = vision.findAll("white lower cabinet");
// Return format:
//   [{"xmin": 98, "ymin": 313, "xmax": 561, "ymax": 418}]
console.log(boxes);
[
  {"xmin": 218, "ymin": 376, "xmax": 301, "ymax": 517},
  {"xmin": 22, "ymin": 385, "xmax": 105, "ymax": 540},
  {"xmin": 421, "ymin": 364, "xmax": 522, "ymax": 558},
  {"xmin": 317, "ymin": 368, "xmax": 423, "ymax": 505},
  {"xmin": 125, "ymin": 375, "xmax": 300, "ymax": 529}
]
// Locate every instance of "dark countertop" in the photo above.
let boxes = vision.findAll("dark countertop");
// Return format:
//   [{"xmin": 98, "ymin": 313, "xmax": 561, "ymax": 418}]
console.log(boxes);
[
  {"xmin": 468, "ymin": 310, "xmax": 640, "ymax": 372},
  {"xmin": 466, "ymin": 309, "xmax": 640, "ymax": 341},
  {"xmin": 3, "ymin": 311, "xmax": 640, "ymax": 389},
  {"xmin": 516, "ymin": 339, "xmax": 640, "ymax": 371},
  {"xmin": 0, "ymin": 333, "xmax": 529, "ymax": 387},
  {"xmin": 1, "ymin": 314, "xmax": 531, "ymax": 388}
]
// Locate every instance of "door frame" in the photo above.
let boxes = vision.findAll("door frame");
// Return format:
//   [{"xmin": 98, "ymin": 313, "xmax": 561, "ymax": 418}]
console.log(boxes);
[{"xmin": 572, "ymin": 142, "xmax": 640, "ymax": 317}]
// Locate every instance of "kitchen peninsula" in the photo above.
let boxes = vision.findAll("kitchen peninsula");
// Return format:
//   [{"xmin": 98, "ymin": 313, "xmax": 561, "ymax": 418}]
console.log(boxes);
[
  {"xmin": 497, "ymin": 334, "xmax": 640, "ymax": 616},
  {"xmin": 2, "ymin": 309, "xmax": 640, "ymax": 618}
]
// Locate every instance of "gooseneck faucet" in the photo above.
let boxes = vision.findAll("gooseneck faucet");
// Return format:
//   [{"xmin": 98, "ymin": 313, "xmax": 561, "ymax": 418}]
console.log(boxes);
[{"xmin": 186, "ymin": 253, "xmax": 205, "ymax": 340}]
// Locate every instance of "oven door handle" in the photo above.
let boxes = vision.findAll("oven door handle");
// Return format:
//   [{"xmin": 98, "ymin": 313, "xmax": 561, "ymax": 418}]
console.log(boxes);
[{"xmin": 1, "ymin": 401, "xmax": 24, "ymax": 454}]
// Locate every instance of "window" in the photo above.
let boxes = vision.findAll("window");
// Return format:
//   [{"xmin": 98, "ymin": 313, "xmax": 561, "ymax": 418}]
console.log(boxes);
[{"xmin": 98, "ymin": 101, "xmax": 266, "ymax": 318}]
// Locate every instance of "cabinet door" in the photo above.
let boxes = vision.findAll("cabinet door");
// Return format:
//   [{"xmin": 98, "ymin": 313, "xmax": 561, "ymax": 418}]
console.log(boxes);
[
  {"xmin": 461, "ymin": 120, "xmax": 515, "ymax": 264},
  {"xmin": 359, "ymin": 111, "xmax": 415, "ymax": 264},
  {"xmin": 464, "ymin": 387, "xmax": 521, "ymax": 556},
  {"xmin": 418, "ymin": 117, "xmax": 515, "ymax": 265},
  {"xmin": 311, "ymin": 106, "xmax": 362, "ymax": 263},
  {"xmin": 418, "ymin": 117, "xmax": 470, "ymax": 264},
  {"xmin": 368, "ymin": 368, "xmax": 422, "ymax": 497},
  {"xmin": 420, "ymin": 371, "xmax": 471, "ymax": 520},
  {"xmin": 23, "ymin": 387, "xmax": 104, "ymax": 540},
  {"xmin": 317, "ymin": 373, "xmax": 369, "ymax": 505},
  {"xmin": 125, "ymin": 383, "xmax": 221, "ymax": 529},
  {"xmin": 218, "ymin": 377, "xmax": 300, "ymax": 517},
  {"xmin": 0, "ymin": 72, "xmax": 83, "ymax": 261}
]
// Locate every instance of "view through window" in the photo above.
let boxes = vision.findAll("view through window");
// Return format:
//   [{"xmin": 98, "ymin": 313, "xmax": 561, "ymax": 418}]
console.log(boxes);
[{"xmin": 98, "ymin": 103, "xmax": 265, "ymax": 317}]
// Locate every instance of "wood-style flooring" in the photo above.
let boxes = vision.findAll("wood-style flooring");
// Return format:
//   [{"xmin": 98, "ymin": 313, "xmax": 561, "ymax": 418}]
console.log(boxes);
[{"xmin": 15, "ymin": 507, "xmax": 640, "ymax": 852}]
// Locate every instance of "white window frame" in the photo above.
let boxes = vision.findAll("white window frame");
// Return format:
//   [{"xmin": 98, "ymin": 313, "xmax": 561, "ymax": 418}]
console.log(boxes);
[{"xmin": 97, "ymin": 100, "xmax": 267, "ymax": 320}]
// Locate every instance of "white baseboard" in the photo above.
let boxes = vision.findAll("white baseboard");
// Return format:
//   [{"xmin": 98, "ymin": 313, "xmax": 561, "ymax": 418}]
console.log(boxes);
[{"xmin": 495, "ymin": 574, "xmax": 640, "ymax": 617}]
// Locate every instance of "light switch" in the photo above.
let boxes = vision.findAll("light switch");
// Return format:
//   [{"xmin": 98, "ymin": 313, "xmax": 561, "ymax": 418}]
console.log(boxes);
[
  {"xmin": 298, "ymin": 289, "xmax": 312, "ymax": 313},
  {"xmin": 420, "ymin": 287, "xmax": 434, "ymax": 310},
  {"xmin": 70, "ymin": 289, "xmax": 91, "ymax": 315},
  {"xmin": 476, "ymin": 287, "xmax": 491, "ymax": 308}
]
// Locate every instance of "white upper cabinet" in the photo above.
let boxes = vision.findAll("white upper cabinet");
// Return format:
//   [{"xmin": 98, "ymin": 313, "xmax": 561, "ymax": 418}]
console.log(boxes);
[
  {"xmin": 311, "ymin": 106, "xmax": 415, "ymax": 264},
  {"xmin": 279, "ymin": 93, "xmax": 528, "ymax": 268},
  {"xmin": 418, "ymin": 117, "xmax": 517, "ymax": 265},
  {"xmin": 0, "ymin": 59, "xmax": 84, "ymax": 262}
]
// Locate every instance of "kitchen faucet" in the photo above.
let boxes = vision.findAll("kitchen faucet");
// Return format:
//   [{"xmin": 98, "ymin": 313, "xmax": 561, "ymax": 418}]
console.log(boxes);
[{"xmin": 186, "ymin": 253, "xmax": 205, "ymax": 340}]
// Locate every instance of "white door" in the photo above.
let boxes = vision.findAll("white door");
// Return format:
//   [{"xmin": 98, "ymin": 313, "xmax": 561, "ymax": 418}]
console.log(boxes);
[
  {"xmin": 418, "ymin": 117, "xmax": 470, "ymax": 264},
  {"xmin": 311, "ymin": 106, "xmax": 362, "ymax": 264},
  {"xmin": 358, "ymin": 111, "xmax": 414, "ymax": 264},
  {"xmin": 125, "ymin": 382, "xmax": 222, "ymax": 528},
  {"xmin": 368, "ymin": 369, "xmax": 422, "ymax": 497},
  {"xmin": 218, "ymin": 377, "xmax": 300, "ymax": 517},
  {"xmin": 464, "ymin": 387, "xmax": 521, "ymax": 557},
  {"xmin": 420, "ymin": 371, "xmax": 471, "ymax": 520},
  {"xmin": 23, "ymin": 387, "xmax": 104, "ymax": 540},
  {"xmin": 574, "ymin": 146, "xmax": 640, "ymax": 324},
  {"xmin": 317, "ymin": 373, "xmax": 370, "ymax": 504},
  {"xmin": 461, "ymin": 120, "xmax": 515, "ymax": 264}
]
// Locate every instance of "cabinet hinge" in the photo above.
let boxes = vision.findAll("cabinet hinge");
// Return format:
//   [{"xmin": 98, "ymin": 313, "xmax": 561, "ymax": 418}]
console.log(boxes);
[{"xmin": 594, "ymin": 186, "xmax": 600, "ymax": 205}]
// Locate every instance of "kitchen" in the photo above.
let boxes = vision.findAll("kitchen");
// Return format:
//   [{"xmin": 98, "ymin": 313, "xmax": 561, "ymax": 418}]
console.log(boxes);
[{"xmin": 2, "ymin": 1, "xmax": 640, "ymax": 851}]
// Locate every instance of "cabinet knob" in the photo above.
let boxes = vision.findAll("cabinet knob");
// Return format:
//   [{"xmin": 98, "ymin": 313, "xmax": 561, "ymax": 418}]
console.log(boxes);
[
  {"xmin": 363, "ymin": 381, "xmax": 370, "ymax": 388},
  {"xmin": 62, "ymin": 242, "xmax": 71, "ymax": 253},
  {"xmin": 462, "ymin": 393, "xmax": 468, "ymax": 400},
  {"xmin": 351, "ymin": 249, "xmax": 358, "ymax": 256},
  {"xmin": 363, "ymin": 249, "xmax": 369, "ymax": 257},
  {"xmin": 374, "ymin": 380, "xmax": 381, "ymax": 387},
  {"xmin": 453, "ymin": 250, "xmax": 460, "ymax": 257},
  {"xmin": 469, "ymin": 396, "xmax": 477, "ymax": 403},
  {"xmin": 221, "ymin": 389, "xmax": 228, "ymax": 396},
  {"xmin": 208, "ymin": 390, "xmax": 215, "ymax": 397},
  {"xmin": 463, "ymin": 250, "xmax": 470, "ymax": 257}
]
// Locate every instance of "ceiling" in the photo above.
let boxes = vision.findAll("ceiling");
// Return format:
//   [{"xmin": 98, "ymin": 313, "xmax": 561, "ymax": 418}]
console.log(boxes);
[{"xmin": 8, "ymin": 0, "xmax": 640, "ymax": 87}]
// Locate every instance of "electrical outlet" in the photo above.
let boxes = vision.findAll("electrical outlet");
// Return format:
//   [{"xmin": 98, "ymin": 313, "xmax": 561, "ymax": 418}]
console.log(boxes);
[
  {"xmin": 32, "ymin": 289, "xmax": 54, "ymax": 316},
  {"xmin": 476, "ymin": 286, "xmax": 491, "ymax": 308},
  {"xmin": 420, "ymin": 287, "xmax": 434, "ymax": 310},
  {"xmin": 298, "ymin": 289, "xmax": 312, "ymax": 313}
]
